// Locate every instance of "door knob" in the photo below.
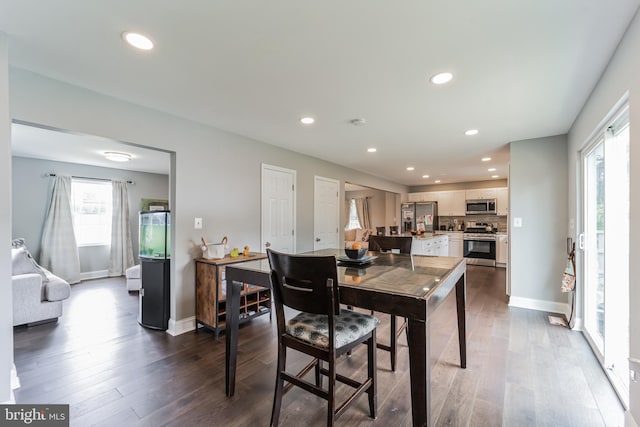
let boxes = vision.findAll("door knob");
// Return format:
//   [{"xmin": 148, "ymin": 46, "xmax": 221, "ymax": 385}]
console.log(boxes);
[
  {"xmin": 265, "ymin": 241, "xmax": 271, "ymax": 248},
  {"xmin": 315, "ymin": 238, "xmax": 321, "ymax": 242}
]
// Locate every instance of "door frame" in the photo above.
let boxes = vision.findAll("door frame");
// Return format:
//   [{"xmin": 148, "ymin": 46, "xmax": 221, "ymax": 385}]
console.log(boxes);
[{"xmin": 261, "ymin": 163, "xmax": 296, "ymax": 253}]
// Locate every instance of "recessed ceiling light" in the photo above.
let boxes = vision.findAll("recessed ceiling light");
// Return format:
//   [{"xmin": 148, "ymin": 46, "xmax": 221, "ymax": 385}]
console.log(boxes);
[
  {"xmin": 367, "ymin": 148, "xmax": 377, "ymax": 153},
  {"xmin": 430, "ymin": 72, "xmax": 453, "ymax": 85},
  {"xmin": 104, "ymin": 152, "xmax": 132, "ymax": 162},
  {"xmin": 465, "ymin": 129, "xmax": 479, "ymax": 136},
  {"xmin": 434, "ymin": 180, "xmax": 441, "ymax": 183},
  {"xmin": 122, "ymin": 32, "xmax": 154, "ymax": 50},
  {"xmin": 422, "ymin": 175, "xmax": 430, "ymax": 179},
  {"xmin": 488, "ymin": 168, "xmax": 497, "ymax": 172},
  {"xmin": 406, "ymin": 167, "xmax": 415, "ymax": 171},
  {"xmin": 481, "ymin": 157, "xmax": 492, "ymax": 162},
  {"xmin": 300, "ymin": 117, "xmax": 315, "ymax": 125},
  {"xmin": 491, "ymin": 175, "xmax": 500, "ymax": 178}
]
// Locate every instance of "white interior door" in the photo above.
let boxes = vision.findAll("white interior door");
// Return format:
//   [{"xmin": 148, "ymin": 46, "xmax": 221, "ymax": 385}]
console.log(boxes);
[
  {"xmin": 313, "ymin": 176, "xmax": 340, "ymax": 251},
  {"xmin": 261, "ymin": 164, "xmax": 296, "ymax": 253}
]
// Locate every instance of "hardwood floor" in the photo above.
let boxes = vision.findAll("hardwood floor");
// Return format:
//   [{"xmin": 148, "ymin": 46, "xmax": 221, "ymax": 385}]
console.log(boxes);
[{"xmin": 13, "ymin": 267, "xmax": 624, "ymax": 426}]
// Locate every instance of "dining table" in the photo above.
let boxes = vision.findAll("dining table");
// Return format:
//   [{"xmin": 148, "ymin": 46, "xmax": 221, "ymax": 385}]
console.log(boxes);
[{"xmin": 224, "ymin": 248, "xmax": 467, "ymax": 427}]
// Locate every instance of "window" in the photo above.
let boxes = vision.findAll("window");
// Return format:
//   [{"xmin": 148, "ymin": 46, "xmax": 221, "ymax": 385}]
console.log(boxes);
[
  {"xmin": 346, "ymin": 198, "xmax": 361, "ymax": 230},
  {"xmin": 71, "ymin": 180, "xmax": 112, "ymax": 246}
]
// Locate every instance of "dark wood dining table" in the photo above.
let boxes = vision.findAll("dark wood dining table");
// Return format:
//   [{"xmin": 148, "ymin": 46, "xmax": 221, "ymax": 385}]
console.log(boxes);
[{"xmin": 224, "ymin": 249, "xmax": 467, "ymax": 427}]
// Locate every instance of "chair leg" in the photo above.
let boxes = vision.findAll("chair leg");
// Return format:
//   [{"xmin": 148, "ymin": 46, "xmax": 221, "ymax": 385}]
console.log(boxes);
[
  {"xmin": 315, "ymin": 359, "xmax": 322, "ymax": 388},
  {"xmin": 368, "ymin": 331, "xmax": 377, "ymax": 419},
  {"xmin": 327, "ymin": 354, "xmax": 336, "ymax": 427},
  {"xmin": 390, "ymin": 315, "xmax": 397, "ymax": 372},
  {"xmin": 270, "ymin": 343, "xmax": 287, "ymax": 427}
]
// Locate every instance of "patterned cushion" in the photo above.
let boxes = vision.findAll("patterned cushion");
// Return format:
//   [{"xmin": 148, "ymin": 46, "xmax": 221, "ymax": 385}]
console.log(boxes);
[{"xmin": 286, "ymin": 310, "xmax": 379, "ymax": 349}]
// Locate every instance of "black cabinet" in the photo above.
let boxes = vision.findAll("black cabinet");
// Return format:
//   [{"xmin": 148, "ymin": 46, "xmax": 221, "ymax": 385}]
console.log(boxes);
[{"xmin": 139, "ymin": 259, "xmax": 170, "ymax": 330}]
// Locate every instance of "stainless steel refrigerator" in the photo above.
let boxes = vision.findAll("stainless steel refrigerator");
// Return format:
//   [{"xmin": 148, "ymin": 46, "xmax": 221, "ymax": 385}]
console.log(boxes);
[{"xmin": 401, "ymin": 202, "xmax": 438, "ymax": 233}]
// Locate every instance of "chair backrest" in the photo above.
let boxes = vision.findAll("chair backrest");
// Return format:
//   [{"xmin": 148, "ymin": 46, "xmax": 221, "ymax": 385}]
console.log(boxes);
[
  {"xmin": 376, "ymin": 226, "xmax": 386, "ymax": 236},
  {"xmin": 267, "ymin": 249, "xmax": 340, "ymax": 316},
  {"xmin": 389, "ymin": 225, "xmax": 399, "ymax": 235},
  {"xmin": 368, "ymin": 235, "xmax": 412, "ymax": 254}
]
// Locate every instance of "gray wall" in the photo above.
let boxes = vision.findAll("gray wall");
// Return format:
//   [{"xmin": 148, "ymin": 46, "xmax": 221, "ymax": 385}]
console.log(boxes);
[
  {"xmin": 567, "ymin": 9, "xmax": 640, "ymax": 423},
  {"xmin": 7, "ymin": 67, "xmax": 408, "ymax": 329},
  {"xmin": 1, "ymin": 32, "xmax": 13, "ymax": 404},
  {"xmin": 11, "ymin": 156, "xmax": 169, "ymax": 275},
  {"xmin": 509, "ymin": 135, "xmax": 568, "ymax": 303}
]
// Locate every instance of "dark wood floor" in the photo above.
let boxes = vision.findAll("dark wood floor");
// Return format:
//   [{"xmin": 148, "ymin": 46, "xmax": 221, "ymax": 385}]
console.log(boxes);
[{"xmin": 13, "ymin": 266, "xmax": 623, "ymax": 426}]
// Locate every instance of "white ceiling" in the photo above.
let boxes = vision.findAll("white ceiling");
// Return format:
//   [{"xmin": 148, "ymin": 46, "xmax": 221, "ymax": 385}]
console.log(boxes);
[{"xmin": 2, "ymin": 1, "xmax": 638, "ymax": 186}]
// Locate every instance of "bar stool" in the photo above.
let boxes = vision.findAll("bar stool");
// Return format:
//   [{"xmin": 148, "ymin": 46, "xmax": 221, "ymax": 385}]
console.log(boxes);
[
  {"xmin": 389, "ymin": 225, "xmax": 399, "ymax": 235},
  {"xmin": 376, "ymin": 226, "xmax": 386, "ymax": 236}
]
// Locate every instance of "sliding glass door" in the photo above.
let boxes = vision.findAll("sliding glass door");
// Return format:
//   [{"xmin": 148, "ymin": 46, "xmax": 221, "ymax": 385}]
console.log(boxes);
[{"xmin": 581, "ymin": 105, "xmax": 629, "ymax": 406}]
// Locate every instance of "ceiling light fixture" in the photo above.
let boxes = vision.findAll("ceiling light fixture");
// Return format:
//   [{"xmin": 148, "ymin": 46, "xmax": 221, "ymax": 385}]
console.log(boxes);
[
  {"xmin": 488, "ymin": 168, "xmax": 497, "ymax": 172},
  {"xmin": 465, "ymin": 129, "xmax": 479, "ymax": 136},
  {"xmin": 122, "ymin": 32, "xmax": 154, "ymax": 50},
  {"xmin": 367, "ymin": 148, "xmax": 377, "ymax": 153},
  {"xmin": 104, "ymin": 152, "xmax": 132, "ymax": 162},
  {"xmin": 434, "ymin": 180, "xmax": 441, "ymax": 183},
  {"xmin": 406, "ymin": 167, "xmax": 415, "ymax": 171},
  {"xmin": 491, "ymin": 175, "xmax": 500, "ymax": 179},
  {"xmin": 430, "ymin": 72, "xmax": 453, "ymax": 85},
  {"xmin": 481, "ymin": 157, "xmax": 492, "ymax": 162},
  {"xmin": 300, "ymin": 117, "xmax": 315, "ymax": 125},
  {"xmin": 422, "ymin": 175, "xmax": 430, "ymax": 179}
]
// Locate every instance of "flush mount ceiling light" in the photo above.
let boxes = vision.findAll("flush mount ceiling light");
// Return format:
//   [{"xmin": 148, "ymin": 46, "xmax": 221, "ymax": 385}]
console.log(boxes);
[
  {"xmin": 465, "ymin": 129, "xmax": 479, "ymax": 136},
  {"xmin": 481, "ymin": 157, "xmax": 492, "ymax": 162},
  {"xmin": 422, "ymin": 175, "xmax": 430, "ymax": 179},
  {"xmin": 122, "ymin": 32, "xmax": 154, "ymax": 50},
  {"xmin": 430, "ymin": 72, "xmax": 453, "ymax": 85},
  {"xmin": 488, "ymin": 167, "xmax": 497, "ymax": 172},
  {"xmin": 300, "ymin": 117, "xmax": 315, "ymax": 125},
  {"xmin": 104, "ymin": 151, "xmax": 132, "ymax": 162},
  {"xmin": 491, "ymin": 175, "xmax": 500, "ymax": 179},
  {"xmin": 434, "ymin": 180, "xmax": 441, "ymax": 183},
  {"xmin": 367, "ymin": 148, "xmax": 377, "ymax": 153},
  {"xmin": 406, "ymin": 167, "xmax": 415, "ymax": 171}
]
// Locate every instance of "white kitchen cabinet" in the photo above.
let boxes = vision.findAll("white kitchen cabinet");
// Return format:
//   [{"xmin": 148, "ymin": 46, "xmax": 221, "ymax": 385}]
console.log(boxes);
[
  {"xmin": 437, "ymin": 190, "xmax": 466, "ymax": 216},
  {"xmin": 411, "ymin": 235, "xmax": 448, "ymax": 256},
  {"xmin": 496, "ymin": 234, "xmax": 508, "ymax": 267},
  {"xmin": 465, "ymin": 188, "xmax": 497, "ymax": 200},
  {"xmin": 496, "ymin": 187, "xmax": 509, "ymax": 216},
  {"xmin": 446, "ymin": 233, "xmax": 463, "ymax": 257},
  {"xmin": 407, "ymin": 192, "xmax": 424, "ymax": 202}
]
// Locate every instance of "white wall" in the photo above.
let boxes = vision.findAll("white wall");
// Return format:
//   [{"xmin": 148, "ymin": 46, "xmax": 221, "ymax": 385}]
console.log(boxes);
[
  {"xmin": 509, "ymin": 135, "xmax": 568, "ymax": 309},
  {"xmin": 0, "ymin": 32, "xmax": 14, "ymax": 403},
  {"xmin": 567, "ymin": 9, "xmax": 640, "ymax": 425},
  {"xmin": 7, "ymin": 68, "xmax": 408, "ymax": 331},
  {"xmin": 12, "ymin": 156, "xmax": 169, "ymax": 274}
]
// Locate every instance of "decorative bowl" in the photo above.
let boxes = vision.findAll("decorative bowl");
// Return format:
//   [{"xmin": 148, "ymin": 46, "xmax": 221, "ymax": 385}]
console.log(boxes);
[{"xmin": 344, "ymin": 248, "xmax": 367, "ymax": 259}]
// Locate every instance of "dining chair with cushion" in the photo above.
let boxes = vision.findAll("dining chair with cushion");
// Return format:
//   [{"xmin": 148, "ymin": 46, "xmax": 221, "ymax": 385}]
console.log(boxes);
[
  {"xmin": 375, "ymin": 226, "xmax": 386, "ymax": 236},
  {"xmin": 267, "ymin": 249, "xmax": 379, "ymax": 427},
  {"xmin": 388, "ymin": 225, "xmax": 399, "ymax": 235},
  {"xmin": 363, "ymin": 235, "xmax": 412, "ymax": 372}
]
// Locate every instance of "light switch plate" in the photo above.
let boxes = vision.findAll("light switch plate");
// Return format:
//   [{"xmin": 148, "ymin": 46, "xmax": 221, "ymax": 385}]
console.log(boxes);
[
  {"xmin": 194, "ymin": 217, "xmax": 203, "ymax": 229},
  {"xmin": 513, "ymin": 217, "xmax": 523, "ymax": 228}
]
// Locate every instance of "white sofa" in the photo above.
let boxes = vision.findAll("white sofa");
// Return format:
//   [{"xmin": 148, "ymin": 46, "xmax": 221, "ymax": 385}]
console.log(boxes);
[
  {"xmin": 344, "ymin": 228, "xmax": 375, "ymax": 249},
  {"xmin": 11, "ymin": 240, "xmax": 71, "ymax": 326}
]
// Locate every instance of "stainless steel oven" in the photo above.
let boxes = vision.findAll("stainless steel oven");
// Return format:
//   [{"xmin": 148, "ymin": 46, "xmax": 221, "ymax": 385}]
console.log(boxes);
[{"xmin": 463, "ymin": 233, "xmax": 496, "ymax": 267}]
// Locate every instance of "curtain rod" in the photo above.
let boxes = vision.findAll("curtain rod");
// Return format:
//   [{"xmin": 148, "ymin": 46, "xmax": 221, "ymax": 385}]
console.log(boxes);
[{"xmin": 45, "ymin": 173, "xmax": 134, "ymax": 185}]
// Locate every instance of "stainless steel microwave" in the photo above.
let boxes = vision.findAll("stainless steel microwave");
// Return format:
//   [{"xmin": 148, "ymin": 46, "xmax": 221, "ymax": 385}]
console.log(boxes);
[{"xmin": 466, "ymin": 199, "xmax": 497, "ymax": 215}]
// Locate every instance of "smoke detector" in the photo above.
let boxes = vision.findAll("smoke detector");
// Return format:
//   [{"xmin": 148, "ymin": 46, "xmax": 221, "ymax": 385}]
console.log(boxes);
[{"xmin": 350, "ymin": 118, "xmax": 367, "ymax": 126}]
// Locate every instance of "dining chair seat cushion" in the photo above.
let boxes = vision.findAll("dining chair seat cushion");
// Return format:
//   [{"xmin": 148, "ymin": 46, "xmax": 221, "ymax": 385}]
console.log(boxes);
[{"xmin": 286, "ymin": 310, "xmax": 379, "ymax": 349}]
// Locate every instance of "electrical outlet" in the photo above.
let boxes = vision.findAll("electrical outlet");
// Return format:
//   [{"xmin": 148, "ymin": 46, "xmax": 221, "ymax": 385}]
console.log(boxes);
[
  {"xmin": 194, "ymin": 217, "xmax": 203, "ymax": 229},
  {"xmin": 513, "ymin": 217, "xmax": 523, "ymax": 228}
]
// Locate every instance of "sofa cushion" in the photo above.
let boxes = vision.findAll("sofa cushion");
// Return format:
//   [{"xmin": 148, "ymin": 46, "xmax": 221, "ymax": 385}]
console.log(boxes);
[
  {"xmin": 11, "ymin": 246, "xmax": 48, "ymax": 282},
  {"xmin": 43, "ymin": 269, "xmax": 71, "ymax": 302}
]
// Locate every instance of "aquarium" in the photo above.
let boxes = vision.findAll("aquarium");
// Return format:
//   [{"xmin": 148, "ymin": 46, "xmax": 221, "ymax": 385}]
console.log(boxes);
[{"xmin": 139, "ymin": 210, "xmax": 171, "ymax": 259}]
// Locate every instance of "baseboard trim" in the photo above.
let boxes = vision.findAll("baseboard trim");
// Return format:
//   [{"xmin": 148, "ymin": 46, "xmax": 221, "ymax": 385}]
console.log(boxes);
[
  {"xmin": 80, "ymin": 270, "xmax": 109, "ymax": 281},
  {"xmin": 626, "ymin": 411, "xmax": 639, "ymax": 427},
  {"xmin": 167, "ymin": 316, "xmax": 195, "ymax": 336},
  {"xmin": 10, "ymin": 363, "xmax": 20, "ymax": 391},
  {"xmin": 508, "ymin": 296, "xmax": 570, "ymax": 317}
]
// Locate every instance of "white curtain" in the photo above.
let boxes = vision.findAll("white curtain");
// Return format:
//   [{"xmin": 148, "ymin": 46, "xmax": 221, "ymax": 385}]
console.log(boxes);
[
  {"xmin": 109, "ymin": 181, "xmax": 134, "ymax": 276},
  {"xmin": 355, "ymin": 197, "xmax": 371, "ymax": 229},
  {"xmin": 40, "ymin": 175, "xmax": 81, "ymax": 284}
]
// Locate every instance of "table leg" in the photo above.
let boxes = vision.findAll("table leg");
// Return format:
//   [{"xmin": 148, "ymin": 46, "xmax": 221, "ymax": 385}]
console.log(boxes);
[
  {"xmin": 455, "ymin": 273, "xmax": 467, "ymax": 369},
  {"xmin": 225, "ymin": 278, "xmax": 242, "ymax": 397},
  {"xmin": 407, "ymin": 318, "xmax": 429, "ymax": 427}
]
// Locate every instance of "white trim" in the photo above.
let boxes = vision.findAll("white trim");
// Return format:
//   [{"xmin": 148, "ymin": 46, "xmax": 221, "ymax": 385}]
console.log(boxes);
[
  {"xmin": 508, "ymin": 296, "xmax": 570, "ymax": 317},
  {"xmin": 166, "ymin": 316, "xmax": 195, "ymax": 336},
  {"xmin": 1, "ymin": 391, "xmax": 15, "ymax": 404},
  {"xmin": 79, "ymin": 269, "xmax": 109, "ymax": 281},
  {"xmin": 626, "ymin": 410, "xmax": 639, "ymax": 427},
  {"xmin": 10, "ymin": 363, "xmax": 20, "ymax": 390}
]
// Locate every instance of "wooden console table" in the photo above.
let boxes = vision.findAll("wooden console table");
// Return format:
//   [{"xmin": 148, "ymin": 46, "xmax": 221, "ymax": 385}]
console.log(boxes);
[{"xmin": 194, "ymin": 253, "xmax": 268, "ymax": 339}]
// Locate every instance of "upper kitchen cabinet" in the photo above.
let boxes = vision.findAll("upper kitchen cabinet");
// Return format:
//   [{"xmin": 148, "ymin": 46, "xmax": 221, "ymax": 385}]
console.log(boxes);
[
  {"xmin": 437, "ymin": 190, "xmax": 466, "ymax": 216},
  {"xmin": 496, "ymin": 187, "xmax": 508, "ymax": 216},
  {"xmin": 465, "ymin": 188, "xmax": 497, "ymax": 200},
  {"xmin": 407, "ymin": 192, "xmax": 438, "ymax": 202}
]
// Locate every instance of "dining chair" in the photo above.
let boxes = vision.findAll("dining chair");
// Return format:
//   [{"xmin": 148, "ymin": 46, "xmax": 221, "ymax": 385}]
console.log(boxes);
[
  {"xmin": 375, "ymin": 226, "xmax": 386, "ymax": 236},
  {"xmin": 363, "ymin": 235, "xmax": 412, "ymax": 372},
  {"xmin": 388, "ymin": 225, "xmax": 399, "ymax": 235},
  {"xmin": 267, "ymin": 249, "xmax": 379, "ymax": 427}
]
